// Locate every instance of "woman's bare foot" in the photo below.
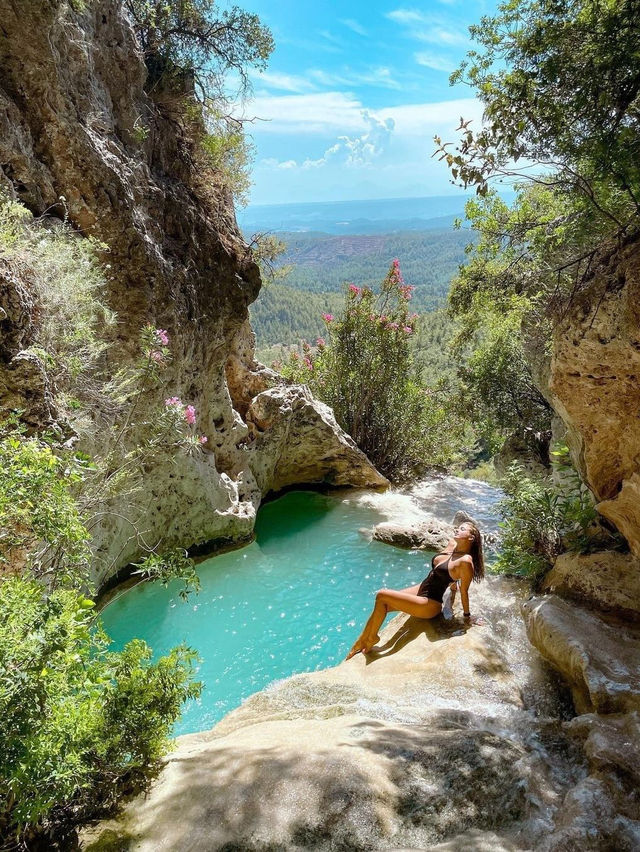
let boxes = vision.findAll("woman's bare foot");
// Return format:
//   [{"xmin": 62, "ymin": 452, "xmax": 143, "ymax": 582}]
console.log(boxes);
[
  {"xmin": 362, "ymin": 634, "xmax": 380, "ymax": 653},
  {"xmin": 345, "ymin": 633, "xmax": 380, "ymax": 660}
]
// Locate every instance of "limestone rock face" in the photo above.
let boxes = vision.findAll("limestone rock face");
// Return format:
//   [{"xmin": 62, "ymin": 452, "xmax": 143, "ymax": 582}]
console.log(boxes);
[
  {"xmin": 522, "ymin": 594, "xmax": 640, "ymax": 714},
  {"xmin": 543, "ymin": 551, "xmax": 640, "ymax": 619},
  {"xmin": 547, "ymin": 234, "xmax": 640, "ymax": 555},
  {"xmin": 0, "ymin": 0, "xmax": 385, "ymax": 585},
  {"xmin": 246, "ymin": 384, "xmax": 389, "ymax": 494}
]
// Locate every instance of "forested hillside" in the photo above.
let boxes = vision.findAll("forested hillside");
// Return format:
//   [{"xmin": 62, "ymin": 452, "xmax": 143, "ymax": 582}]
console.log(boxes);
[{"xmin": 250, "ymin": 227, "xmax": 471, "ymax": 348}]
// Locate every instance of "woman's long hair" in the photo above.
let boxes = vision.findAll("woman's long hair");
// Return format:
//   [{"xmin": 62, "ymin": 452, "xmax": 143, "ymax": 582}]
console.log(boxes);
[{"xmin": 468, "ymin": 523, "xmax": 484, "ymax": 582}]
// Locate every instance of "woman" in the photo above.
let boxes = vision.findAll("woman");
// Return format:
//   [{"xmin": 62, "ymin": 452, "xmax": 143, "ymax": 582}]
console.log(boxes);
[{"xmin": 345, "ymin": 521, "xmax": 484, "ymax": 660}]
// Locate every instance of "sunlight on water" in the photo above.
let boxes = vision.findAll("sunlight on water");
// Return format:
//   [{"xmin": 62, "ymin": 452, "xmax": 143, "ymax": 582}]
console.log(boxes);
[{"xmin": 100, "ymin": 479, "xmax": 503, "ymax": 735}]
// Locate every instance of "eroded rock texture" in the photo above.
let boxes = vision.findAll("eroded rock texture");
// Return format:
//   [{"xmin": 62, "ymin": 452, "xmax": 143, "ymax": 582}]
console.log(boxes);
[
  {"xmin": 0, "ymin": 0, "xmax": 385, "ymax": 585},
  {"xmin": 548, "ymin": 234, "xmax": 640, "ymax": 558}
]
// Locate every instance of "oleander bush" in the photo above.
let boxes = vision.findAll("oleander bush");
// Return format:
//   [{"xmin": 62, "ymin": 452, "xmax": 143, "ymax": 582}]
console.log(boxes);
[{"xmin": 279, "ymin": 261, "xmax": 470, "ymax": 479}]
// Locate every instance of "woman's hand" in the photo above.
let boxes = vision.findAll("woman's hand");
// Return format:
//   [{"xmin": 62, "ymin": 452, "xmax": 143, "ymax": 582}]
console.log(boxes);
[{"xmin": 463, "ymin": 614, "xmax": 487, "ymax": 626}]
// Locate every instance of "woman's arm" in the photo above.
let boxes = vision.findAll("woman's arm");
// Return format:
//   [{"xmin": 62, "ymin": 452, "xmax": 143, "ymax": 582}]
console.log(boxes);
[{"xmin": 457, "ymin": 560, "xmax": 474, "ymax": 617}]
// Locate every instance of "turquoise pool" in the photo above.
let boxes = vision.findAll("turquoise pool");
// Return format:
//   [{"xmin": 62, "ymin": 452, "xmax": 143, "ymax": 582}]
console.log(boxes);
[{"xmin": 100, "ymin": 485, "xmax": 500, "ymax": 736}]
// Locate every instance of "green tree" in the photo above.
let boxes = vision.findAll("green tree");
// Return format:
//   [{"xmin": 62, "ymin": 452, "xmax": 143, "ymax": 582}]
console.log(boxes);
[
  {"xmin": 124, "ymin": 0, "xmax": 273, "ymax": 101},
  {"xmin": 281, "ymin": 262, "xmax": 469, "ymax": 480},
  {"xmin": 437, "ymin": 0, "xmax": 640, "ymax": 224}
]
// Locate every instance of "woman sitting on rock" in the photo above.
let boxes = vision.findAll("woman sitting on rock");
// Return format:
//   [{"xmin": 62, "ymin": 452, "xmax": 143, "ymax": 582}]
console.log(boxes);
[{"xmin": 346, "ymin": 521, "xmax": 485, "ymax": 659}]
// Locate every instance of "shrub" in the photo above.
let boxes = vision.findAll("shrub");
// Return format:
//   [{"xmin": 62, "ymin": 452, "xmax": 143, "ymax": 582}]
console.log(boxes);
[
  {"xmin": 280, "ymin": 262, "xmax": 469, "ymax": 480},
  {"xmin": 0, "ymin": 194, "xmax": 116, "ymax": 414},
  {"xmin": 494, "ymin": 450, "xmax": 623, "ymax": 584},
  {"xmin": 0, "ymin": 575, "xmax": 200, "ymax": 842},
  {"xmin": 0, "ymin": 419, "xmax": 90, "ymax": 583}
]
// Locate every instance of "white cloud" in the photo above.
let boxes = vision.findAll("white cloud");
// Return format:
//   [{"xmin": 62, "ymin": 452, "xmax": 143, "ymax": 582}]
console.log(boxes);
[
  {"xmin": 243, "ymin": 92, "xmax": 370, "ymax": 134},
  {"xmin": 307, "ymin": 66, "xmax": 401, "ymax": 90},
  {"xmin": 414, "ymin": 51, "xmax": 457, "ymax": 73},
  {"xmin": 340, "ymin": 18, "xmax": 368, "ymax": 36},
  {"xmin": 301, "ymin": 111, "xmax": 396, "ymax": 169},
  {"xmin": 386, "ymin": 8, "xmax": 469, "ymax": 47},
  {"xmin": 248, "ymin": 94, "xmax": 482, "ymax": 142},
  {"xmin": 254, "ymin": 71, "xmax": 316, "ymax": 94},
  {"xmin": 378, "ymin": 98, "xmax": 483, "ymax": 135}
]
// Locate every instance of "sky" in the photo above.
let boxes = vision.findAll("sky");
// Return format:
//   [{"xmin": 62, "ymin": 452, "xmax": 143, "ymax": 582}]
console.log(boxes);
[{"xmin": 234, "ymin": 0, "xmax": 499, "ymax": 205}]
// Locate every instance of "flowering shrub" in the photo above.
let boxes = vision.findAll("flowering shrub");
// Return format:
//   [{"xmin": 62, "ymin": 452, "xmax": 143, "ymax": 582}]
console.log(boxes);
[{"xmin": 280, "ymin": 261, "xmax": 465, "ymax": 480}]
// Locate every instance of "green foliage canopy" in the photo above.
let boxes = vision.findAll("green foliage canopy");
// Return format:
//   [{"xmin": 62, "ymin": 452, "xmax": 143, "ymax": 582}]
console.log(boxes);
[
  {"xmin": 124, "ymin": 0, "xmax": 273, "ymax": 100},
  {"xmin": 439, "ymin": 0, "xmax": 640, "ymax": 221}
]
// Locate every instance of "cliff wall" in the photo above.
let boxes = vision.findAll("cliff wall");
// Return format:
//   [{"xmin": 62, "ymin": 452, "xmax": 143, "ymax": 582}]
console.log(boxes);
[{"xmin": 0, "ymin": 0, "xmax": 385, "ymax": 586}]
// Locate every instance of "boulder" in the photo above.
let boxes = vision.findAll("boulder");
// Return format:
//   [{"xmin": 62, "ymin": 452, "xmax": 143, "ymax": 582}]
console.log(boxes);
[
  {"xmin": 372, "ymin": 518, "xmax": 453, "ymax": 550},
  {"xmin": 371, "ymin": 510, "xmax": 481, "ymax": 552},
  {"xmin": 246, "ymin": 384, "xmax": 388, "ymax": 495},
  {"xmin": 522, "ymin": 594, "xmax": 640, "ymax": 714},
  {"xmin": 543, "ymin": 551, "xmax": 640, "ymax": 620}
]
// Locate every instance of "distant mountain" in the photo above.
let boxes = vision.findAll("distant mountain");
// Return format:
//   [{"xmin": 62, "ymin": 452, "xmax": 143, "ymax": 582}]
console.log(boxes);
[
  {"xmin": 238, "ymin": 194, "xmax": 475, "ymax": 236},
  {"xmin": 249, "ymin": 227, "xmax": 473, "ymax": 350}
]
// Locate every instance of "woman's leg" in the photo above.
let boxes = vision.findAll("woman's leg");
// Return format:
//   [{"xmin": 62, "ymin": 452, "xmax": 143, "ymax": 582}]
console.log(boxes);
[{"xmin": 346, "ymin": 589, "xmax": 442, "ymax": 659}]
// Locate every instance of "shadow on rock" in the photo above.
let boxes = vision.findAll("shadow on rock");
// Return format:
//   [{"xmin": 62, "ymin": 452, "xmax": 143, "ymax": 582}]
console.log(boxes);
[{"xmin": 365, "ymin": 614, "xmax": 473, "ymax": 661}]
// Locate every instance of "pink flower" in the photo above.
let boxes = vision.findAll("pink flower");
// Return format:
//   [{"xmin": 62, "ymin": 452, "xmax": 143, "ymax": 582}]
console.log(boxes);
[
  {"xmin": 321, "ymin": 313, "xmax": 334, "ymax": 323},
  {"xmin": 165, "ymin": 396, "xmax": 182, "ymax": 407},
  {"xmin": 291, "ymin": 351, "xmax": 299, "ymax": 360},
  {"xmin": 199, "ymin": 435, "xmax": 208, "ymax": 444},
  {"xmin": 316, "ymin": 337, "xmax": 326, "ymax": 348},
  {"xmin": 399, "ymin": 284, "xmax": 414, "ymax": 301},
  {"xmin": 410, "ymin": 312, "xmax": 419, "ymax": 320},
  {"xmin": 379, "ymin": 315, "xmax": 388, "ymax": 324},
  {"xmin": 403, "ymin": 326, "xmax": 413, "ymax": 334},
  {"xmin": 184, "ymin": 405, "xmax": 196, "ymax": 425},
  {"xmin": 304, "ymin": 357, "xmax": 313, "ymax": 370},
  {"xmin": 388, "ymin": 322, "xmax": 399, "ymax": 330},
  {"xmin": 150, "ymin": 350, "xmax": 164, "ymax": 363},
  {"xmin": 155, "ymin": 328, "xmax": 169, "ymax": 346},
  {"xmin": 348, "ymin": 284, "xmax": 360, "ymax": 295}
]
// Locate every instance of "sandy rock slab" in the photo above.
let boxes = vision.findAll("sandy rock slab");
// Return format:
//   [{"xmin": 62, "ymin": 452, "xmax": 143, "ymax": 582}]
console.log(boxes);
[
  {"xmin": 81, "ymin": 591, "xmax": 581, "ymax": 851},
  {"xmin": 82, "ymin": 714, "xmax": 529, "ymax": 852},
  {"xmin": 522, "ymin": 594, "xmax": 640, "ymax": 714}
]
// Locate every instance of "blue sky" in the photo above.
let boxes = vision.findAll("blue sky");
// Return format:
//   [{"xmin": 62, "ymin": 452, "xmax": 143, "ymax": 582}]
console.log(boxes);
[{"xmin": 235, "ymin": 0, "xmax": 499, "ymax": 205}]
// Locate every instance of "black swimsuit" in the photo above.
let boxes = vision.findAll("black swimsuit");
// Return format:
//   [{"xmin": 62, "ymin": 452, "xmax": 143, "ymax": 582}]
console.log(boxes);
[{"xmin": 417, "ymin": 553, "xmax": 454, "ymax": 603}]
